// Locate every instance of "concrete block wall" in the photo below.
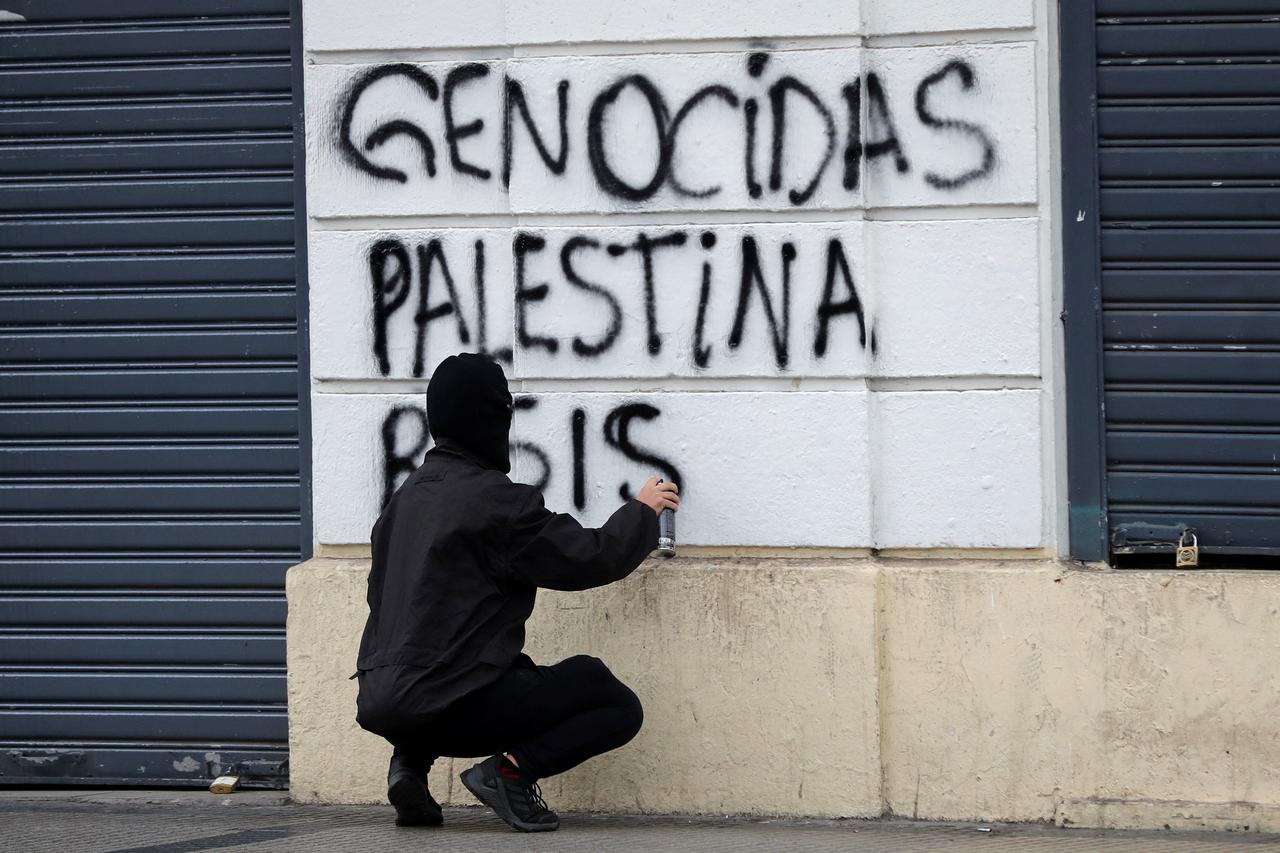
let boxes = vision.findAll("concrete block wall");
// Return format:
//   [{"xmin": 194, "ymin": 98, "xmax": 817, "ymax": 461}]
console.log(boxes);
[
  {"xmin": 288, "ymin": 557, "xmax": 1280, "ymax": 832},
  {"xmin": 301, "ymin": 0, "xmax": 1056, "ymax": 554}
]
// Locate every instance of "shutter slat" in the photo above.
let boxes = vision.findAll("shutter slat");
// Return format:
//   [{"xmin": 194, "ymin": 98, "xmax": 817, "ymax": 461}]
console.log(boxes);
[
  {"xmin": 1099, "ymin": 104, "xmax": 1280, "ymax": 141},
  {"xmin": 0, "ymin": 518, "xmax": 301, "ymax": 551},
  {"xmin": 0, "ymin": 253, "xmax": 295, "ymax": 287},
  {"xmin": 0, "ymin": 445, "xmax": 299, "ymax": 476},
  {"xmin": 1103, "ymin": 270, "xmax": 1280, "ymax": 304},
  {"xmin": 1097, "ymin": 64, "xmax": 1280, "ymax": 98},
  {"xmin": 1106, "ymin": 391, "xmax": 1280, "ymax": 427},
  {"xmin": 1097, "ymin": 22, "xmax": 1280, "ymax": 57},
  {"xmin": 0, "ymin": 24, "xmax": 289, "ymax": 62},
  {"xmin": 0, "ymin": 329, "xmax": 299, "ymax": 362},
  {"xmin": 1104, "ymin": 308, "xmax": 1280, "ymax": 342},
  {"xmin": 0, "ymin": 596, "xmax": 287, "ymax": 628},
  {"xmin": 0, "ymin": 215, "xmax": 294, "ymax": 250},
  {"xmin": 0, "ymin": 482, "xmax": 301, "ymax": 514},
  {"xmin": 0, "ymin": 291, "xmax": 297, "ymax": 323},
  {"xmin": 1101, "ymin": 187, "xmax": 1280, "ymax": 221},
  {"xmin": 0, "ymin": 101, "xmax": 291, "ymax": 137},
  {"xmin": 0, "ymin": 632, "xmax": 284, "ymax": 666},
  {"xmin": 0, "ymin": 559, "xmax": 289, "ymax": 590},
  {"xmin": 0, "ymin": 670, "xmax": 286, "ymax": 705},
  {"xmin": 1099, "ymin": 146, "xmax": 1280, "ymax": 180},
  {"xmin": 1098, "ymin": 1, "xmax": 1280, "ymax": 17},
  {"xmin": 1101, "ymin": 227, "xmax": 1280, "ymax": 261},
  {"xmin": 0, "ymin": 368, "xmax": 299, "ymax": 401},
  {"xmin": 0, "ymin": 407, "xmax": 299, "ymax": 439},
  {"xmin": 0, "ymin": 0, "xmax": 288, "ymax": 23},
  {"xmin": 0, "ymin": 136, "xmax": 293, "ymax": 175},
  {"xmin": 0, "ymin": 708, "xmax": 285, "ymax": 743},
  {"xmin": 1108, "ymin": 471, "xmax": 1280, "ymax": 506},
  {"xmin": 0, "ymin": 62, "xmax": 290, "ymax": 99},
  {"xmin": 1108, "ymin": 430, "xmax": 1280, "ymax": 466},
  {"xmin": 1105, "ymin": 350, "xmax": 1280, "ymax": 384}
]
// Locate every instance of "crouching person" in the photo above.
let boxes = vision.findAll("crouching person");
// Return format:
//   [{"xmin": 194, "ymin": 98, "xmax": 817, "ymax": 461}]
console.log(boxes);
[{"xmin": 353, "ymin": 353, "xmax": 680, "ymax": 832}]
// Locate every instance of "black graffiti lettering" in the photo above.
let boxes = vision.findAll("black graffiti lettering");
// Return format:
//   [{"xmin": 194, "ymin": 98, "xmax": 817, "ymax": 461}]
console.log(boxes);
[
  {"xmin": 411, "ymin": 240, "xmax": 470, "ymax": 377},
  {"xmin": 381, "ymin": 406, "xmax": 429, "ymax": 508},
  {"xmin": 443, "ymin": 63, "xmax": 492, "ymax": 181},
  {"xmin": 667, "ymin": 85, "xmax": 740, "ymax": 198},
  {"xmin": 743, "ymin": 97, "xmax": 763, "ymax": 199},
  {"xmin": 603, "ymin": 403, "xmax": 684, "ymax": 501},
  {"xmin": 339, "ymin": 64, "xmax": 440, "ymax": 183},
  {"xmin": 369, "ymin": 238, "xmax": 412, "ymax": 377},
  {"xmin": 339, "ymin": 57, "xmax": 1003, "ymax": 203},
  {"xmin": 729, "ymin": 236, "xmax": 795, "ymax": 370},
  {"xmin": 377, "ymin": 398, "xmax": 692, "ymax": 519},
  {"xmin": 607, "ymin": 231, "xmax": 688, "ymax": 356},
  {"xmin": 366, "ymin": 237, "xmax": 515, "ymax": 374},
  {"xmin": 511, "ymin": 396, "xmax": 551, "ymax": 493},
  {"xmin": 516, "ymin": 442, "xmax": 550, "ymax": 494},
  {"xmin": 503, "ymin": 77, "xmax": 569, "ymax": 188},
  {"xmin": 473, "ymin": 239, "xmax": 490, "ymax": 358},
  {"xmin": 841, "ymin": 82, "xmax": 862, "ymax": 191},
  {"xmin": 635, "ymin": 232, "xmax": 689, "ymax": 357},
  {"xmin": 864, "ymin": 73, "xmax": 910, "ymax": 174},
  {"xmin": 571, "ymin": 408, "xmax": 587, "ymax": 511},
  {"xmin": 560, "ymin": 236, "xmax": 622, "ymax": 357},
  {"xmin": 514, "ymin": 232, "xmax": 558, "ymax": 354},
  {"xmin": 693, "ymin": 231, "xmax": 716, "ymax": 369},
  {"xmin": 814, "ymin": 238, "xmax": 867, "ymax": 357},
  {"xmin": 767, "ymin": 76, "xmax": 837, "ymax": 207},
  {"xmin": 588, "ymin": 75, "xmax": 671, "ymax": 202},
  {"xmin": 744, "ymin": 53, "xmax": 769, "ymax": 199},
  {"xmin": 362, "ymin": 121, "xmax": 439, "ymax": 180},
  {"xmin": 915, "ymin": 60, "xmax": 997, "ymax": 190},
  {"xmin": 370, "ymin": 229, "xmax": 882, "ymax": 375},
  {"xmin": 475, "ymin": 237, "xmax": 513, "ymax": 365}
]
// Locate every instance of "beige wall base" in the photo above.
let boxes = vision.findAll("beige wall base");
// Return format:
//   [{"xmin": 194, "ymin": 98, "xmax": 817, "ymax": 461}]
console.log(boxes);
[{"xmin": 287, "ymin": 557, "xmax": 1280, "ymax": 832}]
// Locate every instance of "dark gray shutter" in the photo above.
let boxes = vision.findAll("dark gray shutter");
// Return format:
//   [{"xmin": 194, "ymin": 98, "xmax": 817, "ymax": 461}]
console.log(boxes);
[
  {"xmin": 0, "ymin": 0, "xmax": 306, "ymax": 785},
  {"xmin": 1094, "ymin": 1, "xmax": 1280, "ymax": 558}
]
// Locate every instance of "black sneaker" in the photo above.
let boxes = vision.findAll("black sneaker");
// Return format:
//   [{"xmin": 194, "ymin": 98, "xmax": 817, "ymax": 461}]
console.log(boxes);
[
  {"xmin": 459, "ymin": 754, "xmax": 559, "ymax": 832},
  {"xmin": 387, "ymin": 754, "xmax": 443, "ymax": 827}
]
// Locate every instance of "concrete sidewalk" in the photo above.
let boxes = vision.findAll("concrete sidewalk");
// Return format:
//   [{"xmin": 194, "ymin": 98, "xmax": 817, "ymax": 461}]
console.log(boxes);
[{"xmin": 2, "ymin": 791, "xmax": 1278, "ymax": 852}]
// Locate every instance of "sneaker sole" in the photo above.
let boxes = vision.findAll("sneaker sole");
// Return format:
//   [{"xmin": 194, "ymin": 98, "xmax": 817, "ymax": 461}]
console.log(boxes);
[
  {"xmin": 388, "ymin": 775, "xmax": 443, "ymax": 827},
  {"xmin": 459, "ymin": 765, "xmax": 559, "ymax": 833}
]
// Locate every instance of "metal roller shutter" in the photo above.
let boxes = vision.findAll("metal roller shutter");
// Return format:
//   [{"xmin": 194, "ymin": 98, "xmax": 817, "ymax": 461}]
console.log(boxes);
[
  {"xmin": 1087, "ymin": 1, "xmax": 1280, "ymax": 560},
  {"xmin": 0, "ymin": 1, "xmax": 306, "ymax": 785}
]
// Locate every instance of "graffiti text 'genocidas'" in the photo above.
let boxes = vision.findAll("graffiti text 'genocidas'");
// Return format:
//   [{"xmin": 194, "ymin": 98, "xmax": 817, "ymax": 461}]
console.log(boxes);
[
  {"xmin": 368, "ymin": 228, "xmax": 875, "ymax": 376},
  {"xmin": 336, "ymin": 52, "xmax": 997, "ymax": 205}
]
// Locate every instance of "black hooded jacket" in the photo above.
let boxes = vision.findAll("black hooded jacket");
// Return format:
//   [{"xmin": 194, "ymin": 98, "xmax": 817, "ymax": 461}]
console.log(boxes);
[{"xmin": 355, "ymin": 355, "xmax": 658, "ymax": 730}]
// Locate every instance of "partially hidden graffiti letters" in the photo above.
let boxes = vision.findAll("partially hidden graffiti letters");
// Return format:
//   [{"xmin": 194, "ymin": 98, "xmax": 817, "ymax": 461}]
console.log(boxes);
[{"xmin": 380, "ymin": 399, "xmax": 682, "ymax": 513}]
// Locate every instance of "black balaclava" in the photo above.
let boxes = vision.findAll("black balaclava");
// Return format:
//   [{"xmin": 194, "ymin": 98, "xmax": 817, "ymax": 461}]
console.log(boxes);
[{"xmin": 427, "ymin": 353, "xmax": 514, "ymax": 473}]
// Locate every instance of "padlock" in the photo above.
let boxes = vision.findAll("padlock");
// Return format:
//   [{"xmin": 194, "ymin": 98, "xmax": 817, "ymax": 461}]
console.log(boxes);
[
  {"xmin": 1175, "ymin": 531, "xmax": 1199, "ymax": 568},
  {"xmin": 209, "ymin": 773, "xmax": 241, "ymax": 794}
]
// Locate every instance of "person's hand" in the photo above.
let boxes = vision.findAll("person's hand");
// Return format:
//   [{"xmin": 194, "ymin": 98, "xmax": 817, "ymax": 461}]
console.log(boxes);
[{"xmin": 636, "ymin": 476, "xmax": 679, "ymax": 517}]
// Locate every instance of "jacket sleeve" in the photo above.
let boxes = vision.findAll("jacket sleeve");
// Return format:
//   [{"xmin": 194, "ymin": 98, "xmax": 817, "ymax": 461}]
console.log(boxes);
[{"xmin": 505, "ymin": 487, "xmax": 659, "ymax": 591}]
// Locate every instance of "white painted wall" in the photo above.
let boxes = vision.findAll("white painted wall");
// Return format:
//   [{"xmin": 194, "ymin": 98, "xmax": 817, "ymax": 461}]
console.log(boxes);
[{"xmin": 303, "ymin": 0, "xmax": 1051, "ymax": 550}]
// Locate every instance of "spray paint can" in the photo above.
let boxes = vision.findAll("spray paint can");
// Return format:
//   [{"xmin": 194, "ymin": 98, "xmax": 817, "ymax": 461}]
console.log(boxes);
[{"xmin": 656, "ymin": 479, "xmax": 676, "ymax": 558}]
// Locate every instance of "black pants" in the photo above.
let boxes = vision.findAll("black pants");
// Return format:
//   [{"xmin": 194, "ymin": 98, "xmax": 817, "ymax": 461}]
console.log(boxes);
[{"xmin": 390, "ymin": 655, "xmax": 643, "ymax": 781}]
